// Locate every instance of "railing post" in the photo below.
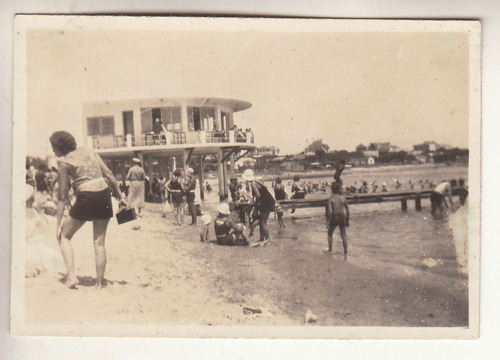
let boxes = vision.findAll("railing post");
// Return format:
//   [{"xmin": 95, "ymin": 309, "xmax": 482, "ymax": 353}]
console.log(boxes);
[
  {"xmin": 415, "ymin": 193, "xmax": 422, "ymax": 211},
  {"xmin": 199, "ymin": 130, "xmax": 206, "ymax": 144},
  {"xmin": 165, "ymin": 131, "xmax": 172, "ymax": 145},
  {"xmin": 246, "ymin": 131, "xmax": 251, "ymax": 143},
  {"xmin": 126, "ymin": 134, "xmax": 132, "ymax": 147},
  {"xmin": 228, "ymin": 130, "xmax": 235, "ymax": 143},
  {"xmin": 401, "ymin": 199, "xmax": 407, "ymax": 212}
]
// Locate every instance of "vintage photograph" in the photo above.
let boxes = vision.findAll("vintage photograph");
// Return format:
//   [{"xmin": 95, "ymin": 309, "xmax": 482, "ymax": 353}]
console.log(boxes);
[{"xmin": 11, "ymin": 16, "xmax": 480, "ymax": 338}]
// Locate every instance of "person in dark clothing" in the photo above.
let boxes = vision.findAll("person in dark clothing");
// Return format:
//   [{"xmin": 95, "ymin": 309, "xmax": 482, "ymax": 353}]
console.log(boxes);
[
  {"xmin": 229, "ymin": 177, "xmax": 240, "ymax": 203},
  {"xmin": 457, "ymin": 178, "xmax": 469, "ymax": 206},
  {"xmin": 213, "ymin": 203, "xmax": 249, "ymax": 246},
  {"xmin": 183, "ymin": 168, "xmax": 197, "ymax": 225},
  {"xmin": 35, "ymin": 163, "xmax": 49, "ymax": 193},
  {"xmin": 334, "ymin": 159, "xmax": 346, "ymax": 184},
  {"xmin": 273, "ymin": 177, "xmax": 287, "ymax": 201},
  {"xmin": 242, "ymin": 169, "xmax": 275, "ymax": 245}
]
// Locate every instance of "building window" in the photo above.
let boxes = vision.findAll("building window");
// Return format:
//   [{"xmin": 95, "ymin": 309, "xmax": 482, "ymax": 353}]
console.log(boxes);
[
  {"xmin": 161, "ymin": 107, "xmax": 182, "ymax": 131},
  {"xmin": 187, "ymin": 107, "xmax": 215, "ymax": 131},
  {"xmin": 87, "ymin": 116, "xmax": 115, "ymax": 136}
]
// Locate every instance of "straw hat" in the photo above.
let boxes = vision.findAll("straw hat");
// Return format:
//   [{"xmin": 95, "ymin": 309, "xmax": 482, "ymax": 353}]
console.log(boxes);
[
  {"xmin": 217, "ymin": 203, "xmax": 231, "ymax": 215},
  {"xmin": 132, "ymin": 158, "xmax": 141, "ymax": 163},
  {"xmin": 242, "ymin": 169, "xmax": 255, "ymax": 181},
  {"xmin": 201, "ymin": 214, "xmax": 212, "ymax": 225},
  {"xmin": 186, "ymin": 168, "xmax": 194, "ymax": 176}
]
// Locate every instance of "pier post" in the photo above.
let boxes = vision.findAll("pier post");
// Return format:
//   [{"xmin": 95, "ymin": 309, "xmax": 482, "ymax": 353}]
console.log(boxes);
[
  {"xmin": 415, "ymin": 194, "xmax": 422, "ymax": 211},
  {"xmin": 199, "ymin": 155, "xmax": 204, "ymax": 201},
  {"xmin": 222, "ymin": 153, "xmax": 229, "ymax": 199},
  {"xmin": 401, "ymin": 199, "xmax": 407, "ymax": 212},
  {"xmin": 217, "ymin": 149, "xmax": 225, "ymax": 201}
]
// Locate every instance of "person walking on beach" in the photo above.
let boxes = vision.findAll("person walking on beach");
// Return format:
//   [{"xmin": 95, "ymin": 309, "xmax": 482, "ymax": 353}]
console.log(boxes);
[
  {"xmin": 430, "ymin": 181, "xmax": 455, "ymax": 216},
  {"xmin": 126, "ymin": 158, "xmax": 146, "ymax": 215},
  {"xmin": 166, "ymin": 169, "xmax": 185, "ymax": 225},
  {"xmin": 242, "ymin": 169, "xmax": 275, "ymax": 245},
  {"xmin": 325, "ymin": 182, "xmax": 350, "ymax": 258},
  {"xmin": 50, "ymin": 131, "xmax": 127, "ymax": 289},
  {"xmin": 184, "ymin": 167, "xmax": 197, "ymax": 225}
]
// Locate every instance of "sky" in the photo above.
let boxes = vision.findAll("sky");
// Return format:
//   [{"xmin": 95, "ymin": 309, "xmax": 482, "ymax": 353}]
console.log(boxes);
[{"xmin": 24, "ymin": 19, "xmax": 471, "ymax": 156}]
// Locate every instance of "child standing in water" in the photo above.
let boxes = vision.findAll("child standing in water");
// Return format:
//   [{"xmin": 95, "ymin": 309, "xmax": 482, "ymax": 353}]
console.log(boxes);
[{"xmin": 325, "ymin": 182, "xmax": 350, "ymax": 258}]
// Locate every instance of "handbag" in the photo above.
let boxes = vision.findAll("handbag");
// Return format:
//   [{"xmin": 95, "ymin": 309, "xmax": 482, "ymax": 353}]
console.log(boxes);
[{"xmin": 116, "ymin": 207, "xmax": 137, "ymax": 225}]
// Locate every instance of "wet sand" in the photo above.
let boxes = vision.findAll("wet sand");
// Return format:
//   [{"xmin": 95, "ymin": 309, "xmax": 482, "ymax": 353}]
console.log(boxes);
[{"xmin": 24, "ymin": 197, "xmax": 468, "ymax": 329}]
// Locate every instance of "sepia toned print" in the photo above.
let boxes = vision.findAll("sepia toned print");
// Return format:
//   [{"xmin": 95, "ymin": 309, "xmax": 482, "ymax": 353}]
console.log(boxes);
[{"xmin": 11, "ymin": 16, "xmax": 480, "ymax": 338}]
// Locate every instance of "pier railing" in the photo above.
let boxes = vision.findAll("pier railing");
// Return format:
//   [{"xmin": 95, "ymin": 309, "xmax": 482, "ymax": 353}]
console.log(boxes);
[
  {"xmin": 88, "ymin": 130, "xmax": 253, "ymax": 149},
  {"xmin": 233, "ymin": 189, "xmax": 461, "ymax": 214}
]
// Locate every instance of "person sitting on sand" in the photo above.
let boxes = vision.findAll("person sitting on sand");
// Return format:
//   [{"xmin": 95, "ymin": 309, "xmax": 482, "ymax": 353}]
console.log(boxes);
[
  {"xmin": 325, "ymin": 182, "xmax": 350, "ymax": 258},
  {"xmin": 214, "ymin": 203, "xmax": 250, "ymax": 246},
  {"xmin": 199, "ymin": 214, "xmax": 212, "ymax": 243},
  {"xmin": 50, "ymin": 131, "xmax": 128, "ymax": 289},
  {"xmin": 430, "ymin": 181, "xmax": 455, "ymax": 216}
]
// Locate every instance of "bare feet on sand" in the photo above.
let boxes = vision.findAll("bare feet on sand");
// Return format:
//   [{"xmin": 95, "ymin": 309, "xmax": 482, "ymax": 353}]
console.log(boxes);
[
  {"xmin": 65, "ymin": 276, "xmax": 78, "ymax": 289},
  {"xmin": 95, "ymin": 280, "xmax": 107, "ymax": 289}
]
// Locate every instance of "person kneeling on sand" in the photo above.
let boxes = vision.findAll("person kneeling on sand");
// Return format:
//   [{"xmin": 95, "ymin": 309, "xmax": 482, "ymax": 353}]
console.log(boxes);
[
  {"xmin": 214, "ymin": 203, "xmax": 257, "ymax": 246},
  {"xmin": 325, "ymin": 182, "xmax": 350, "ymax": 258}
]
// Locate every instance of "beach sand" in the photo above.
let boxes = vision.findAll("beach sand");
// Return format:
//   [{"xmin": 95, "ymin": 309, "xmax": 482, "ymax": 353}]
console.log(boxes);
[{"xmin": 23, "ymin": 197, "xmax": 468, "ymax": 332}]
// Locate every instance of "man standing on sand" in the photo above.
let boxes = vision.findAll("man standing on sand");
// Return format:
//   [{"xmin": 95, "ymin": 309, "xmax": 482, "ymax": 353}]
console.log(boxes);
[
  {"xmin": 430, "ymin": 181, "xmax": 455, "ymax": 216},
  {"xmin": 126, "ymin": 158, "xmax": 146, "ymax": 215},
  {"xmin": 183, "ymin": 167, "xmax": 197, "ymax": 225},
  {"xmin": 334, "ymin": 159, "xmax": 346, "ymax": 184},
  {"xmin": 325, "ymin": 182, "xmax": 350, "ymax": 258}
]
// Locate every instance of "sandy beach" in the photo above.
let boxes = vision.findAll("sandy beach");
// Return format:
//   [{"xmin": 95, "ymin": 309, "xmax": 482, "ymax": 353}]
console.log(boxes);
[{"xmin": 24, "ymin": 190, "xmax": 468, "ymax": 331}]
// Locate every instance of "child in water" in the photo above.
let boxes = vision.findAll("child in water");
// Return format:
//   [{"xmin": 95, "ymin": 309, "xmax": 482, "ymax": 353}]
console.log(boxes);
[{"xmin": 275, "ymin": 203, "xmax": 285, "ymax": 228}]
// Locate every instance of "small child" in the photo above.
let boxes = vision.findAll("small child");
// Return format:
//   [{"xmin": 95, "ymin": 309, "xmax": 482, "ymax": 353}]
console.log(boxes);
[
  {"xmin": 248, "ymin": 207, "xmax": 260, "ymax": 237},
  {"xmin": 199, "ymin": 214, "xmax": 212, "ymax": 243},
  {"xmin": 275, "ymin": 203, "xmax": 285, "ymax": 228}
]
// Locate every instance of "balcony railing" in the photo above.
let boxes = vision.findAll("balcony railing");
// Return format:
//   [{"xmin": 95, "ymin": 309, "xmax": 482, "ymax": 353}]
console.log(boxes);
[{"xmin": 88, "ymin": 130, "xmax": 254, "ymax": 150}]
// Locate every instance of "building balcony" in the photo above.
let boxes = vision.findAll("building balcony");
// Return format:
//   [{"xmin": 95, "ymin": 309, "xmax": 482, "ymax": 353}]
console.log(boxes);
[{"xmin": 88, "ymin": 130, "xmax": 255, "ymax": 151}]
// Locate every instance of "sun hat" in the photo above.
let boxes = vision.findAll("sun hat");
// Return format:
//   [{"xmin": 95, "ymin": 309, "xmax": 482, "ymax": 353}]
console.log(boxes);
[
  {"xmin": 186, "ymin": 168, "xmax": 194, "ymax": 176},
  {"xmin": 201, "ymin": 214, "xmax": 212, "ymax": 225},
  {"xmin": 242, "ymin": 169, "xmax": 255, "ymax": 181},
  {"xmin": 217, "ymin": 203, "xmax": 231, "ymax": 215},
  {"xmin": 132, "ymin": 158, "xmax": 141, "ymax": 163}
]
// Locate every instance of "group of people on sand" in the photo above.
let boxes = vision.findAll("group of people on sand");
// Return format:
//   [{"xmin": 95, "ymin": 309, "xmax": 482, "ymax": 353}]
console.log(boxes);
[{"xmin": 36, "ymin": 131, "xmax": 469, "ymax": 290}]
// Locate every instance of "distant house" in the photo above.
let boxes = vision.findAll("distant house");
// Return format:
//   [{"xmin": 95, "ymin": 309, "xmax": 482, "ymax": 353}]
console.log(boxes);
[
  {"xmin": 389, "ymin": 145, "xmax": 402, "ymax": 153},
  {"xmin": 367, "ymin": 157, "xmax": 376, "ymax": 165},
  {"xmin": 414, "ymin": 141, "xmax": 439, "ymax": 153},
  {"xmin": 235, "ymin": 157, "xmax": 256, "ymax": 170},
  {"xmin": 253, "ymin": 146, "xmax": 280, "ymax": 157},
  {"xmin": 279, "ymin": 161, "xmax": 304, "ymax": 172},
  {"xmin": 356, "ymin": 144, "xmax": 367, "ymax": 153},
  {"xmin": 363, "ymin": 149, "xmax": 379, "ymax": 158}
]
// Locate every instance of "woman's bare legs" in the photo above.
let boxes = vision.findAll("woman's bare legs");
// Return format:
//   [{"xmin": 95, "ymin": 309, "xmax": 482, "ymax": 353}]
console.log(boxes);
[
  {"xmin": 59, "ymin": 217, "xmax": 85, "ymax": 288},
  {"xmin": 93, "ymin": 219, "xmax": 110, "ymax": 288}
]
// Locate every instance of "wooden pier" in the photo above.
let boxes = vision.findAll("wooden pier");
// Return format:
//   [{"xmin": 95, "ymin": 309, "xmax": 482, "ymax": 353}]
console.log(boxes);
[{"xmin": 234, "ymin": 190, "xmax": 445, "ymax": 213}]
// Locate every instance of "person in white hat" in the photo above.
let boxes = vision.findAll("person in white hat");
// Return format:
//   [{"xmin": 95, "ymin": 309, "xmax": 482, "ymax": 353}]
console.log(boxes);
[
  {"xmin": 213, "ymin": 203, "xmax": 250, "ymax": 246},
  {"xmin": 126, "ymin": 157, "xmax": 146, "ymax": 214},
  {"xmin": 199, "ymin": 214, "xmax": 212, "ymax": 243},
  {"xmin": 242, "ymin": 169, "xmax": 275, "ymax": 245},
  {"xmin": 183, "ymin": 167, "xmax": 197, "ymax": 225}
]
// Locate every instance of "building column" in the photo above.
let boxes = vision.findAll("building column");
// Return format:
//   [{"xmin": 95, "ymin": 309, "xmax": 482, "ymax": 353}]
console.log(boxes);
[
  {"xmin": 217, "ymin": 149, "xmax": 225, "ymax": 201},
  {"xmin": 132, "ymin": 106, "xmax": 142, "ymax": 146},
  {"xmin": 180, "ymin": 102, "xmax": 189, "ymax": 132},
  {"xmin": 182, "ymin": 150, "xmax": 189, "ymax": 169},
  {"xmin": 199, "ymin": 155, "xmax": 205, "ymax": 202},
  {"xmin": 215, "ymin": 104, "xmax": 222, "ymax": 131}
]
